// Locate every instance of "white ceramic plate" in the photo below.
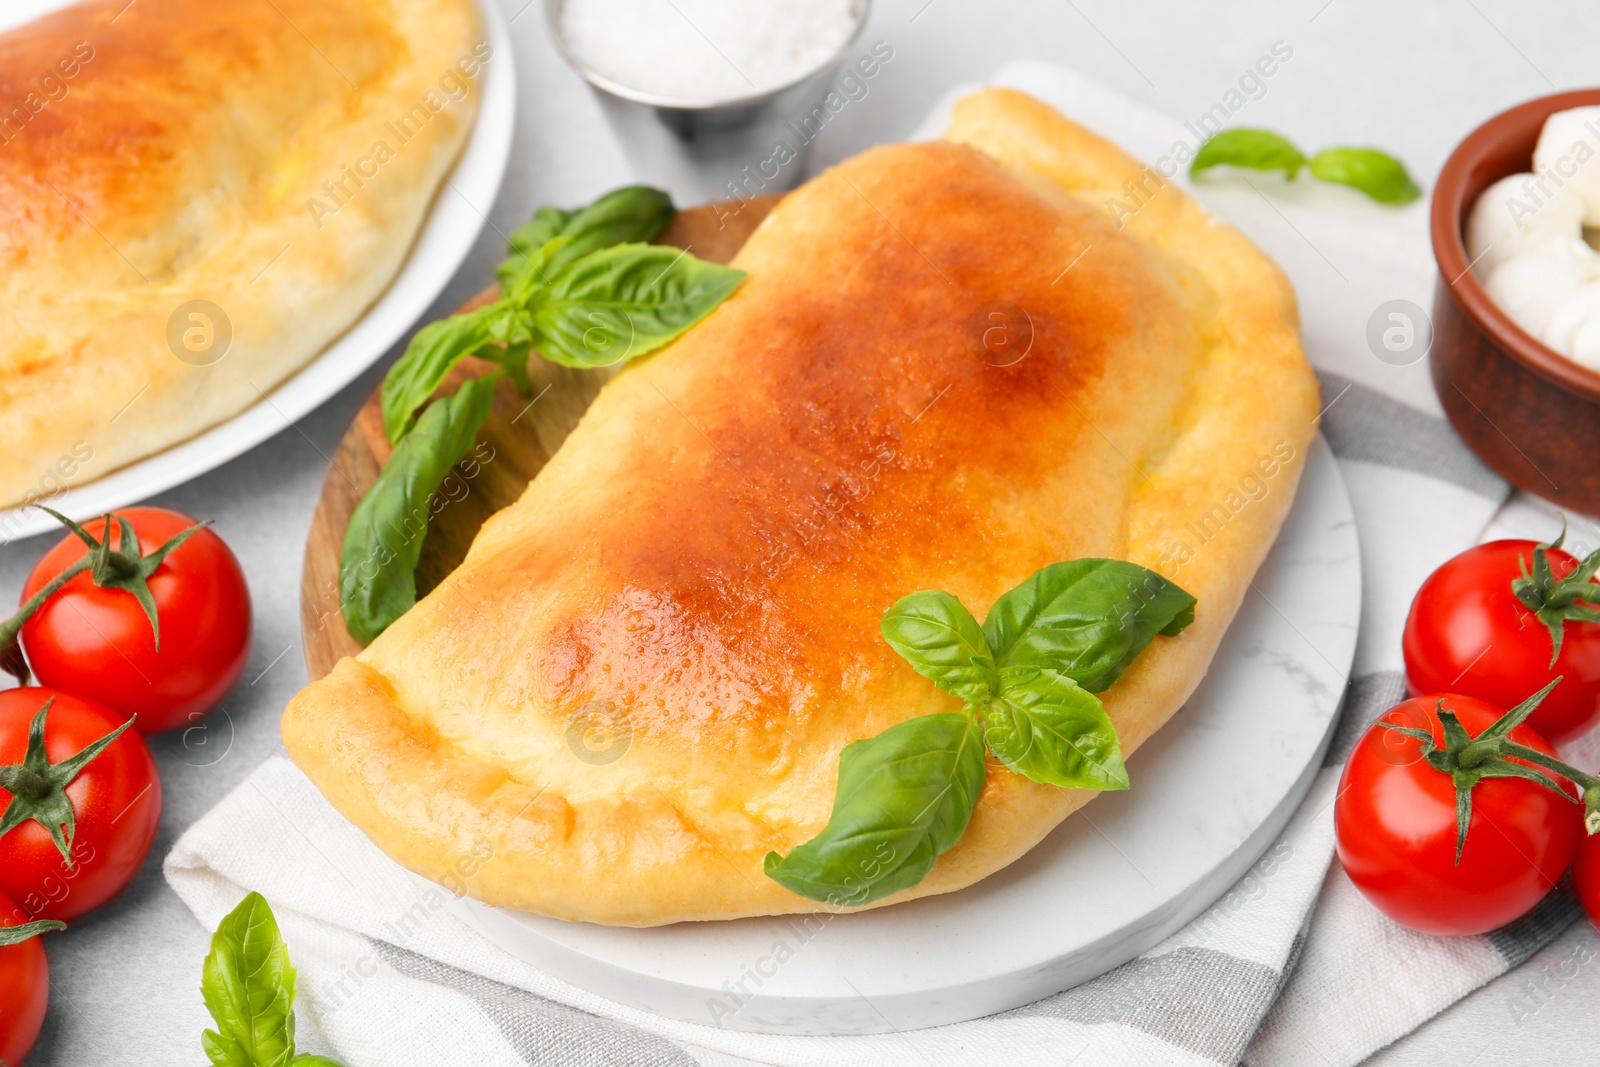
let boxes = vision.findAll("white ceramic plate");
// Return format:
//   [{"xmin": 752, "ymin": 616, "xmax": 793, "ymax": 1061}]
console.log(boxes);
[
  {"xmin": 0, "ymin": 0, "xmax": 516, "ymax": 543},
  {"xmin": 449, "ymin": 435, "xmax": 1361, "ymax": 1035}
]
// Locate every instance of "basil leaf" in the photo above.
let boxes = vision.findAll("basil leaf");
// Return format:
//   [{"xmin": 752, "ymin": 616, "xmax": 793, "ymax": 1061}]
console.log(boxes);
[
  {"xmin": 340, "ymin": 376, "xmax": 495, "ymax": 643},
  {"xmin": 545, "ymin": 186, "xmax": 676, "ymax": 276},
  {"xmin": 201, "ymin": 893, "xmax": 299, "ymax": 1067},
  {"xmin": 290, "ymin": 1058, "xmax": 346, "ymax": 1066},
  {"xmin": 530, "ymin": 243, "xmax": 745, "ymax": 368},
  {"xmin": 980, "ymin": 665, "xmax": 1128, "ymax": 790},
  {"xmin": 764, "ymin": 712, "xmax": 986, "ymax": 906},
  {"xmin": 380, "ymin": 308, "xmax": 497, "ymax": 445},
  {"xmin": 982, "ymin": 560, "xmax": 1196, "ymax": 693},
  {"xmin": 1190, "ymin": 128, "xmax": 1306, "ymax": 179},
  {"xmin": 1307, "ymin": 147, "xmax": 1421, "ymax": 205},
  {"xmin": 385, "ymin": 234, "xmax": 578, "ymax": 445},
  {"xmin": 498, "ymin": 187, "xmax": 675, "ymax": 290},
  {"xmin": 497, "ymin": 206, "xmax": 571, "ymax": 289},
  {"xmin": 880, "ymin": 590, "xmax": 998, "ymax": 703},
  {"xmin": 387, "ymin": 188, "xmax": 683, "ymax": 440}
]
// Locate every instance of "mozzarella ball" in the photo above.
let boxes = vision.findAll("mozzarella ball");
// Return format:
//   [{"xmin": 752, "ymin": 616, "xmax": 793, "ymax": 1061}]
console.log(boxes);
[
  {"xmin": 1466, "ymin": 174, "xmax": 1586, "ymax": 276},
  {"xmin": 1482, "ymin": 247, "xmax": 1594, "ymax": 340},
  {"xmin": 1542, "ymin": 279, "xmax": 1600, "ymax": 360},
  {"xmin": 1534, "ymin": 106, "xmax": 1600, "ymax": 227}
]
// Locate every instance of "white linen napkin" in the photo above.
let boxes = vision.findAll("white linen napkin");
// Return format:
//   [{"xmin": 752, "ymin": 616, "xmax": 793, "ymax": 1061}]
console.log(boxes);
[{"xmin": 166, "ymin": 61, "xmax": 1581, "ymax": 1066}]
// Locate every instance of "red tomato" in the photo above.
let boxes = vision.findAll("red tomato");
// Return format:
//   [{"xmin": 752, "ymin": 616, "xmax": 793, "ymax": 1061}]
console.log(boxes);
[
  {"xmin": 1335, "ymin": 693, "xmax": 1581, "ymax": 936},
  {"xmin": 1403, "ymin": 540, "xmax": 1600, "ymax": 743},
  {"xmin": 19, "ymin": 507, "xmax": 251, "ymax": 733},
  {"xmin": 0, "ymin": 688, "xmax": 162, "ymax": 922},
  {"xmin": 0, "ymin": 891, "xmax": 50, "ymax": 1066},
  {"xmin": 1575, "ymin": 827, "xmax": 1600, "ymax": 929}
]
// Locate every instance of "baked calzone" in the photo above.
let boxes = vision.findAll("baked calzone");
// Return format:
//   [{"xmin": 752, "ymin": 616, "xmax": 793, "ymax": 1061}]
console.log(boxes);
[
  {"xmin": 283, "ymin": 89, "xmax": 1318, "ymax": 926},
  {"xmin": 0, "ymin": 0, "xmax": 483, "ymax": 508}
]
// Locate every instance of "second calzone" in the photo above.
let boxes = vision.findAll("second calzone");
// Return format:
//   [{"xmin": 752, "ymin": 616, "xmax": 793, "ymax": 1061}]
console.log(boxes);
[{"xmin": 0, "ymin": 0, "xmax": 483, "ymax": 509}]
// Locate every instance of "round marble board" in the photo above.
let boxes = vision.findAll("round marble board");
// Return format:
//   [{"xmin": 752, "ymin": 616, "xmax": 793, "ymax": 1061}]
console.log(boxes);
[{"xmin": 445, "ymin": 436, "xmax": 1359, "ymax": 1036}]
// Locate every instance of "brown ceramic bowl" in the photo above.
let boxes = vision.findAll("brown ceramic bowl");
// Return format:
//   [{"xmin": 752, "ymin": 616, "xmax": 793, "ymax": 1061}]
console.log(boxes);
[{"xmin": 1431, "ymin": 89, "xmax": 1600, "ymax": 512}]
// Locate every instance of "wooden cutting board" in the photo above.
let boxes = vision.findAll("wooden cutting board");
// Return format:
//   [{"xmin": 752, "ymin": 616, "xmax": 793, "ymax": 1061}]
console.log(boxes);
[{"xmin": 299, "ymin": 195, "xmax": 780, "ymax": 680}]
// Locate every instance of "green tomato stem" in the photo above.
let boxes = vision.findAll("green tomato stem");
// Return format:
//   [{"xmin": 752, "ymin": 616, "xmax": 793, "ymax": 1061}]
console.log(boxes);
[
  {"xmin": 0, "ymin": 554, "xmax": 91, "ymax": 682},
  {"xmin": 0, "ymin": 765, "xmax": 50, "ymax": 800}
]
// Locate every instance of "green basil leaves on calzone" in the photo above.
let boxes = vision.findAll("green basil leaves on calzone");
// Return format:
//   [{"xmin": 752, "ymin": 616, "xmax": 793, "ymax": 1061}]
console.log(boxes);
[
  {"xmin": 979, "ymin": 665, "xmax": 1128, "ymax": 790},
  {"xmin": 765, "ymin": 559, "xmax": 1193, "ymax": 905},
  {"xmin": 763, "ymin": 712, "xmax": 986, "ymax": 907},
  {"xmin": 880, "ymin": 590, "xmax": 998, "ymax": 703},
  {"xmin": 982, "ymin": 559, "xmax": 1196, "ymax": 693}
]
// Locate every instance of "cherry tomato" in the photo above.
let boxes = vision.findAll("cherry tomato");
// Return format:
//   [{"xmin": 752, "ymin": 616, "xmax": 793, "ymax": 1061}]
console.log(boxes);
[
  {"xmin": 1335, "ymin": 693, "xmax": 1581, "ymax": 936},
  {"xmin": 19, "ymin": 507, "xmax": 251, "ymax": 733},
  {"xmin": 1403, "ymin": 540, "xmax": 1600, "ymax": 743},
  {"xmin": 1575, "ymin": 827, "xmax": 1600, "ymax": 929},
  {"xmin": 0, "ymin": 890, "xmax": 50, "ymax": 1066},
  {"xmin": 0, "ymin": 688, "xmax": 161, "ymax": 922}
]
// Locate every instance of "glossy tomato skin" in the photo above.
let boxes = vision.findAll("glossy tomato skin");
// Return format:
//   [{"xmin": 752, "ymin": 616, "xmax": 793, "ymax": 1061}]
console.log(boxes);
[
  {"xmin": 1336, "ymin": 694, "xmax": 1580, "ymax": 936},
  {"xmin": 1573, "ymin": 826, "xmax": 1600, "ymax": 928},
  {"xmin": 0, "ymin": 889, "xmax": 49, "ymax": 1067},
  {"xmin": 0, "ymin": 688, "xmax": 162, "ymax": 922},
  {"xmin": 19, "ymin": 507, "xmax": 251, "ymax": 734},
  {"xmin": 1404, "ymin": 540, "xmax": 1600, "ymax": 743}
]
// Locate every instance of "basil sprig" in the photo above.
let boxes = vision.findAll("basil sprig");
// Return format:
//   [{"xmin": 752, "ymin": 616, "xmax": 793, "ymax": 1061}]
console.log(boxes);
[
  {"xmin": 378, "ymin": 310, "xmax": 503, "ymax": 445},
  {"xmin": 339, "ymin": 186, "xmax": 745, "ymax": 643},
  {"xmin": 981, "ymin": 664, "xmax": 1128, "ymax": 791},
  {"xmin": 340, "ymin": 375, "xmax": 495, "ymax": 643},
  {"xmin": 381, "ymin": 186, "xmax": 698, "ymax": 444},
  {"xmin": 983, "ymin": 559, "xmax": 1196, "ymax": 692},
  {"xmin": 531, "ymin": 243, "xmax": 745, "ymax": 368},
  {"xmin": 877, "ymin": 589, "xmax": 997, "ymax": 703},
  {"xmin": 499, "ymin": 185, "xmax": 675, "ymax": 289},
  {"xmin": 201, "ymin": 892, "xmax": 345, "ymax": 1067},
  {"xmin": 760, "ymin": 713, "xmax": 987, "ymax": 908},
  {"xmin": 1191, "ymin": 127, "xmax": 1421, "ymax": 204},
  {"xmin": 765, "ymin": 559, "xmax": 1195, "ymax": 906}
]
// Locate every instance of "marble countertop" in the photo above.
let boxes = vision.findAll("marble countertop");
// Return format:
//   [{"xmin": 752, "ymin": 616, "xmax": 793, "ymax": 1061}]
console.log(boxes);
[{"xmin": 10, "ymin": 0, "xmax": 1600, "ymax": 1063}]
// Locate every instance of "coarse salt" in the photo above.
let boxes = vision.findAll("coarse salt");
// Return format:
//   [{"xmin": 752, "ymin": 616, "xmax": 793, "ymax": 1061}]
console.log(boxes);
[{"xmin": 559, "ymin": 0, "xmax": 859, "ymax": 104}]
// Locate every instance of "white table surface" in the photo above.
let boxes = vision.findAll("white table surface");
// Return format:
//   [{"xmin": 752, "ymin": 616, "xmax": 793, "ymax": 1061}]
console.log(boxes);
[{"xmin": 10, "ymin": 0, "xmax": 1600, "ymax": 1063}]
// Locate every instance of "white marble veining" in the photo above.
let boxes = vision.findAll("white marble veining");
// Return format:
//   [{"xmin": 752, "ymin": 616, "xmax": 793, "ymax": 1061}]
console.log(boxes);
[{"xmin": 450, "ymin": 435, "xmax": 1361, "ymax": 1036}]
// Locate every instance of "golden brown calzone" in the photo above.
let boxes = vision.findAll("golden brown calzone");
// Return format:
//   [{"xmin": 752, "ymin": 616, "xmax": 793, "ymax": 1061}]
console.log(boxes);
[
  {"xmin": 283, "ymin": 89, "xmax": 1318, "ymax": 926},
  {"xmin": 0, "ymin": 0, "xmax": 483, "ymax": 508}
]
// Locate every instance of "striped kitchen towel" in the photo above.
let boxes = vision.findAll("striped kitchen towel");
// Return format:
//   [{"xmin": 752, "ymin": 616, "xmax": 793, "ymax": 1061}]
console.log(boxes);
[{"xmin": 165, "ymin": 61, "xmax": 1581, "ymax": 1067}]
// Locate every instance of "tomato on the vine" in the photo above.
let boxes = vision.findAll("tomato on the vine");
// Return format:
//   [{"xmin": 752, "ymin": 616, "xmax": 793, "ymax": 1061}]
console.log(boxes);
[
  {"xmin": 1403, "ymin": 538, "xmax": 1600, "ymax": 742},
  {"xmin": 1336, "ymin": 691, "xmax": 1583, "ymax": 936},
  {"xmin": 1574, "ymin": 827, "xmax": 1600, "ymax": 929},
  {"xmin": 0, "ymin": 688, "xmax": 161, "ymax": 922},
  {"xmin": 5, "ymin": 506, "xmax": 252, "ymax": 734},
  {"xmin": 0, "ymin": 889, "xmax": 59, "ymax": 1067}
]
